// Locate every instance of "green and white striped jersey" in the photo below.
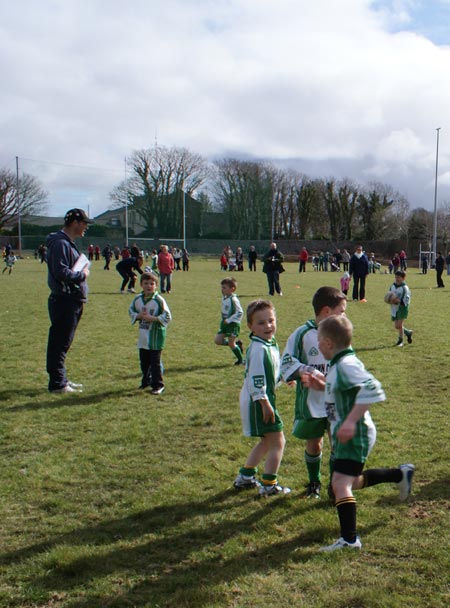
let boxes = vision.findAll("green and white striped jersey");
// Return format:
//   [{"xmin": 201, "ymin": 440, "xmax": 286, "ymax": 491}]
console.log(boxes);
[
  {"xmin": 325, "ymin": 348, "xmax": 385, "ymax": 460},
  {"xmin": 281, "ymin": 320, "xmax": 329, "ymax": 419},
  {"xmin": 221, "ymin": 294, "xmax": 243, "ymax": 325},
  {"xmin": 129, "ymin": 291, "xmax": 172, "ymax": 350},
  {"xmin": 388, "ymin": 281, "xmax": 411, "ymax": 315}
]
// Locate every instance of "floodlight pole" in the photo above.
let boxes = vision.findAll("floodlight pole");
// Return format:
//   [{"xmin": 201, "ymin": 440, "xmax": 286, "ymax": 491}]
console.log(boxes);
[
  {"xmin": 15, "ymin": 156, "xmax": 22, "ymax": 257},
  {"xmin": 182, "ymin": 190, "xmax": 186, "ymax": 249},
  {"xmin": 432, "ymin": 127, "xmax": 441, "ymax": 265},
  {"xmin": 124, "ymin": 156, "xmax": 129, "ymax": 246}
]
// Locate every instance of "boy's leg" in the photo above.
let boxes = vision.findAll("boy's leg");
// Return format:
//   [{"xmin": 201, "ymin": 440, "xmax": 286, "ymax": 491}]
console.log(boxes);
[
  {"xmin": 149, "ymin": 350, "xmax": 164, "ymax": 390},
  {"xmin": 394, "ymin": 319, "xmax": 404, "ymax": 345},
  {"xmin": 214, "ymin": 333, "xmax": 226, "ymax": 346},
  {"xmin": 228, "ymin": 334, "xmax": 243, "ymax": 363},
  {"xmin": 353, "ymin": 464, "xmax": 415, "ymax": 500},
  {"xmin": 305, "ymin": 436, "xmax": 323, "ymax": 498},
  {"xmin": 139, "ymin": 349, "xmax": 152, "ymax": 388}
]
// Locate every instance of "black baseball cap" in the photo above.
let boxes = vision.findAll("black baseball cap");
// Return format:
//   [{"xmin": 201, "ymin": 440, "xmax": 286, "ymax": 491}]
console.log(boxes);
[{"xmin": 64, "ymin": 208, "xmax": 94, "ymax": 224}]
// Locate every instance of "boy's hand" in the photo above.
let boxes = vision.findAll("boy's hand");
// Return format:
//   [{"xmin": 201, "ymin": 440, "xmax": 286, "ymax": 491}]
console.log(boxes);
[
  {"xmin": 260, "ymin": 399, "xmax": 275, "ymax": 424},
  {"xmin": 336, "ymin": 420, "xmax": 356, "ymax": 443},
  {"xmin": 301, "ymin": 370, "xmax": 325, "ymax": 391}
]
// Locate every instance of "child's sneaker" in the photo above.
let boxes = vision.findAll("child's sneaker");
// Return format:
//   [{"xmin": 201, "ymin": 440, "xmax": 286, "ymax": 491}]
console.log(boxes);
[
  {"xmin": 398, "ymin": 463, "xmax": 415, "ymax": 501},
  {"xmin": 319, "ymin": 536, "xmax": 362, "ymax": 552},
  {"xmin": 258, "ymin": 483, "xmax": 291, "ymax": 497},
  {"xmin": 406, "ymin": 330, "xmax": 413, "ymax": 344},
  {"xmin": 234, "ymin": 359, "xmax": 245, "ymax": 366},
  {"xmin": 395, "ymin": 337, "xmax": 403, "ymax": 347},
  {"xmin": 233, "ymin": 474, "xmax": 260, "ymax": 490},
  {"xmin": 305, "ymin": 481, "xmax": 321, "ymax": 499}
]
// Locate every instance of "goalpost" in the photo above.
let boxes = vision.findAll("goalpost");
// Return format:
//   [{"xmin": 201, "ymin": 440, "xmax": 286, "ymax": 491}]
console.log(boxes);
[{"xmin": 418, "ymin": 244, "xmax": 434, "ymax": 270}]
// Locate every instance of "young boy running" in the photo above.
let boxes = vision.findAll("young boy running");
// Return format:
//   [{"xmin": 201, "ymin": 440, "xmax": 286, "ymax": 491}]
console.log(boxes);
[
  {"xmin": 317, "ymin": 315, "xmax": 415, "ymax": 551},
  {"xmin": 129, "ymin": 272, "xmax": 172, "ymax": 395},
  {"xmin": 281, "ymin": 286, "xmax": 347, "ymax": 499},
  {"xmin": 388, "ymin": 270, "xmax": 413, "ymax": 347},
  {"xmin": 234, "ymin": 300, "xmax": 291, "ymax": 496},
  {"xmin": 214, "ymin": 277, "xmax": 244, "ymax": 365}
]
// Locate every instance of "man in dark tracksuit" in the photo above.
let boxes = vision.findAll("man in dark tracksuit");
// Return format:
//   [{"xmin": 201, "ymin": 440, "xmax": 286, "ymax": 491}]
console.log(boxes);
[
  {"xmin": 116, "ymin": 256, "xmax": 143, "ymax": 292},
  {"xmin": 349, "ymin": 245, "xmax": 369, "ymax": 302},
  {"xmin": 46, "ymin": 208, "xmax": 93, "ymax": 393}
]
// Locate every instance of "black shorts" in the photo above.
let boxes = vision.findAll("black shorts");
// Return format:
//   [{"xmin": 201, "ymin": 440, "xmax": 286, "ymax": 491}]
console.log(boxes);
[{"xmin": 333, "ymin": 458, "xmax": 364, "ymax": 477}]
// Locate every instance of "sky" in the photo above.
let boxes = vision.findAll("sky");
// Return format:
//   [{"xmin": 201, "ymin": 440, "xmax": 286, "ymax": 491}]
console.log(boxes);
[{"xmin": 1, "ymin": 0, "xmax": 450, "ymax": 218}]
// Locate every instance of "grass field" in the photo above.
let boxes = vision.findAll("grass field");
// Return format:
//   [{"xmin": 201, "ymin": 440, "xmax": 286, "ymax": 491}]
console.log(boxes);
[{"xmin": 0, "ymin": 256, "xmax": 449, "ymax": 608}]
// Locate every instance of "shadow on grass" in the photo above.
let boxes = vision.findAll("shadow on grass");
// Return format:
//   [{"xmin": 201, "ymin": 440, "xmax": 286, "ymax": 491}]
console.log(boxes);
[
  {"xmin": 1, "ymin": 489, "xmax": 379, "ymax": 607},
  {"xmin": 2, "ymin": 388, "xmax": 137, "ymax": 412}
]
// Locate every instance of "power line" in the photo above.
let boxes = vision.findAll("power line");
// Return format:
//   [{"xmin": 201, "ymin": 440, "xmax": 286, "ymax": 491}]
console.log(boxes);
[{"xmin": 18, "ymin": 156, "xmax": 123, "ymax": 175}]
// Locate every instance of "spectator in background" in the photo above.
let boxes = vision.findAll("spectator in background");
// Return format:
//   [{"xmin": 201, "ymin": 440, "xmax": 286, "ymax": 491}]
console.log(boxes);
[
  {"xmin": 435, "ymin": 252, "xmax": 445, "ymax": 288},
  {"xmin": 298, "ymin": 247, "xmax": 309, "ymax": 272},
  {"xmin": 102, "ymin": 244, "xmax": 112, "ymax": 270},
  {"xmin": 182, "ymin": 248, "xmax": 190, "ymax": 271},
  {"xmin": 421, "ymin": 255, "xmax": 428, "ymax": 274},
  {"xmin": 391, "ymin": 253, "xmax": 400, "ymax": 274},
  {"xmin": 157, "ymin": 244, "xmax": 175, "ymax": 293},
  {"xmin": 349, "ymin": 245, "xmax": 369, "ymax": 302},
  {"xmin": 248, "ymin": 245, "xmax": 257, "ymax": 271},
  {"xmin": 236, "ymin": 247, "xmax": 244, "ymax": 271},
  {"xmin": 341, "ymin": 249, "xmax": 350, "ymax": 272},
  {"xmin": 263, "ymin": 242, "xmax": 284, "ymax": 297},
  {"xmin": 400, "ymin": 250, "xmax": 407, "ymax": 270},
  {"xmin": 445, "ymin": 251, "xmax": 450, "ymax": 275}
]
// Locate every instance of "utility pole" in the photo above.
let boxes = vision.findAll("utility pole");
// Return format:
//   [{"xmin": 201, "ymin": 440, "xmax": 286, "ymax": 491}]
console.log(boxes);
[
  {"xmin": 432, "ymin": 127, "xmax": 441, "ymax": 265},
  {"xmin": 16, "ymin": 156, "xmax": 22, "ymax": 257}
]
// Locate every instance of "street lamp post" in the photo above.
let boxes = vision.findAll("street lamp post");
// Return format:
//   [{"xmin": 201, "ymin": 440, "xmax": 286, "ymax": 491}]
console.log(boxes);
[{"xmin": 432, "ymin": 127, "xmax": 441, "ymax": 265}]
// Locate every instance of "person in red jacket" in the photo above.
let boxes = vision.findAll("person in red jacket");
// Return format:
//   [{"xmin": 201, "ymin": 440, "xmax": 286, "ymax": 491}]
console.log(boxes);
[
  {"xmin": 157, "ymin": 245, "xmax": 175, "ymax": 293},
  {"xmin": 299, "ymin": 247, "xmax": 309, "ymax": 272}
]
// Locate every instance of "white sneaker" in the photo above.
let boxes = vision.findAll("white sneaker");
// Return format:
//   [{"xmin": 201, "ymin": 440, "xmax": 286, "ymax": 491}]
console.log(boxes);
[
  {"xmin": 67, "ymin": 380, "xmax": 83, "ymax": 391},
  {"xmin": 127, "ymin": 288, "xmax": 136, "ymax": 293},
  {"xmin": 319, "ymin": 536, "xmax": 362, "ymax": 552},
  {"xmin": 49, "ymin": 384, "xmax": 79, "ymax": 394},
  {"xmin": 258, "ymin": 484, "xmax": 291, "ymax": 497},
  {"xmin": 398, "ymin": 464, "xmax": 415, "ymax": 501},
  {"xmin": 233, "ymin": 474, "xmax": 261, "ymax": 490}
]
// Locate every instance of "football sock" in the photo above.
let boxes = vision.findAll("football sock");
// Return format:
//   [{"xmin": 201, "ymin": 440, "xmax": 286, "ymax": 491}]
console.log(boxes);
[
  {"xmin": 362, "ymin": 468, "xmax": 402, "ymax": 487},
  {"xmin": 336, "ymin": 496, "xmax": 357, "ymax": 543},
  {"xmin": 261, "ymin": 473, "xmax": 277, "ymax": 486},
  {"xmin": 232, "ymin": 346, "xmax": 243, "ymax": 362},
  {"xmin": 305, "ymin": 450, "xmax": 322, "ymax": 482},
  {"xmin": 240, "ymin": 467, "xmax": 257, "ymax": 477}
]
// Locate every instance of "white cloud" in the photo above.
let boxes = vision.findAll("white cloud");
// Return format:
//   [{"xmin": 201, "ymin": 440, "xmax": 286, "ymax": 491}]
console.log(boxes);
[{"xmin": 1, "ymin": 0, "xmax": 450, "ymax": 216}]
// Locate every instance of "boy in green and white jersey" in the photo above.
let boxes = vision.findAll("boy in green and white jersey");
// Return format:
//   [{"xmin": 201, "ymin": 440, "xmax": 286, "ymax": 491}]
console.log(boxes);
[
  {"xmin": 317, "ymin": 315, "xmax": 415, "ymax": 552},
  {"xmin": 388, "ymin": 270, "xmax": 413, "ymax": 347},
  {"xmin": 129, "ymin": 272, "xmax": 171, "ymax": 395},
  {"xmin": 281, "ymin": 286, "xmax": 347, "ymax": 499},
  {"xmin": 234, "ymin": 300, "xmax": 290, "ymax": 497},
  {"xmin": 214, "ymin": 277, "xmax": 244, "ymax": 365}
]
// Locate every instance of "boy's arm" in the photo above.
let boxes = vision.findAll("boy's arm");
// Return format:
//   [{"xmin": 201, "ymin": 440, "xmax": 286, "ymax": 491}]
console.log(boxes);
[
  {"xmin": 337, "ymin": 403, "xmax": 370, "ymax": 443},
  {"xmin": 226, "ymin": 296, "xmax": 243, "ymax": 324},
  {"xmin": 148, "ymin": 297, "xmax": 172, "ymax": 326},
  {"xmin": 258, "ymin": 397, "xmax": 275, "ymax": 424}
]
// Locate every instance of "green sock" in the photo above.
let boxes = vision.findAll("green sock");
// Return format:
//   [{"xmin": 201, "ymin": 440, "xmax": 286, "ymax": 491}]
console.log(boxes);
[
  {"xmin": 240, "ymin": 467, "xmax": 257, "ymax": 477},
  {"xmin": 261, "ymin": 473, "xmax": 277, "ymax": 486},
  {"xmin": 305, "ymin": 450, "xmax": 322, "ymax": 483},
  {"xmin": 232, "ymin": 346, "xmax": 243, "ymax": 362}
]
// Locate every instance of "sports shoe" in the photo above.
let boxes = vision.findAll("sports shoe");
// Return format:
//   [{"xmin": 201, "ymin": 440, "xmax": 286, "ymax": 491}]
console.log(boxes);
[
  {"xmin": 305, "ymin": 481, "xmax": 321, "ymax": 499},
  {"xmin": 49, "ymin": 384, "xmax": 79, "ymax": 394},
  {"xmin": 259, "ymin": 483, "xmax": 291, "ymax": 497},
  {"xmin": 398, "ymin": 463, "xmax": 415, "ymax": 501},
  {"xmin": 234, "ymin": 359, "xmax": 245, "ymax": 366},
  {"xmin": 127, "ymin": 288, "xmax": 136, "ymax": 293},
  {"xmin": 319, "ymin": 536, "xmax": 362, "ymax": 552},
  {"xmin": 236, "ymin": 339, "xmax": 245, "ymax": 354},
  {"xmin": 406, "ymin": 331, "xmax": 413, "ymax": 344},
  {"xmin": 150, "ymin": 386, "xmax": 165, "ymax": 395},
  {"xmin": 278, "ymin": 292, "xmax": 283, "ymax": 296},
  {"xmin": 67, "ymin": 380, "xmax": 83, "ymax": 390},
  {"xmin": 233, "ymin": 474, "xmax": 261, "ymax": 490},
  {"xmin": 395, "ymin": 338, "xmax": 403, "ymax": 347}
]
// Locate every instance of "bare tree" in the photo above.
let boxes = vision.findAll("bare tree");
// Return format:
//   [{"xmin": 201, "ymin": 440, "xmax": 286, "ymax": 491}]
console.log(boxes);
[
  {"xmin": 0, "ymin": 168, "xmax": 48, "ymax": 229},
  {"xmin": 110, "ymin": 146, "xmax": 208, "ymax": 236}
]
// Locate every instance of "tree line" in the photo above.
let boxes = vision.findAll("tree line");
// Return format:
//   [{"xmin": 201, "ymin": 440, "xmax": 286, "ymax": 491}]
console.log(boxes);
[{"xmin": 2, "ymin": 145, "xmax": 450, "ymax": 245}]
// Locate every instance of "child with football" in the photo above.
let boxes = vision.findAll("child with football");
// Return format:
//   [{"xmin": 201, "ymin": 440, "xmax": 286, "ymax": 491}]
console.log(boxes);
[
  {"xmin": 234, "ymin": 300, "xmax": 291, "ymax": 496},
  {"xmin": 281, "ymin": 286, "xmax": 347, "ymax": 499},
  {"xmin": 317, "ymin": 315, "xmax": 415, "ymax": 552},
  {"xmin": 214, "ymin": 277, "xmax": 244, "ymax": 366},
  {"xmin": 129, "ymin": 272, "xmax": 172, "ymax": 395},
  {"xmin": 387, "ymin": 270, "xmax": 413, "ymax": 347}
]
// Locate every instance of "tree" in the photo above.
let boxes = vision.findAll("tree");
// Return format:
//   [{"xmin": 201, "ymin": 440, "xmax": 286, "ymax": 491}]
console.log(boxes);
[
  {"xmin": 109, "ymin": 146, "xmax": 208, "ymax": 237},
  {"xmin": 356, "ymin": 182, "xmax": 394, "ymax": 240},
  {"xmin": 0, "ymin": 168, "xmax": 48, "ymax": 229}
]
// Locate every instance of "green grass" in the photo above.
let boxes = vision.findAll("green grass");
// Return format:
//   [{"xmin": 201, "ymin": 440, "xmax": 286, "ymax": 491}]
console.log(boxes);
[{"xmin": 0, "ymin": 257, "xmax": 449, "ymax": 608}]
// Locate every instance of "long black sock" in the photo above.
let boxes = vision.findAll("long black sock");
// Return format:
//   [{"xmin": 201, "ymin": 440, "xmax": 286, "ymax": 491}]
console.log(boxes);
[
  {"xmin": 336, "ymin": 497, "xmax": 357, "ymax": 543},
  {"xmin": 362, "ymin": 468, "xmax": 401, "ymax": 487}
]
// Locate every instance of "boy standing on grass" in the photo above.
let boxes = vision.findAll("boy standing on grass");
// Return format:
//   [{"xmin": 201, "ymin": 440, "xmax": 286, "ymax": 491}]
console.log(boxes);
[
  {"xmin": 2, "ymin": 252, "xmax": 16, "ymax": 274},
  {"xmin": 317, "ymin": 315, "xmax": 415, "ymax": 552},
  {"xmin": 129, "ymin": 272, "xmax": 171, "ymax": 395},
  {"xmin": 388, "ymin": 270, "xmax": 413, "ymax": 347},
  {"xmin": 281, "ymin": 287, "xmax": 347, "ymax": 499},
  {"xmin": 234, "ymin": 300, "xmax": 291, "ymax": 497},
  {"xmin": 214, "ymin": 277, "xmax": 244, "ymax": 366}
]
